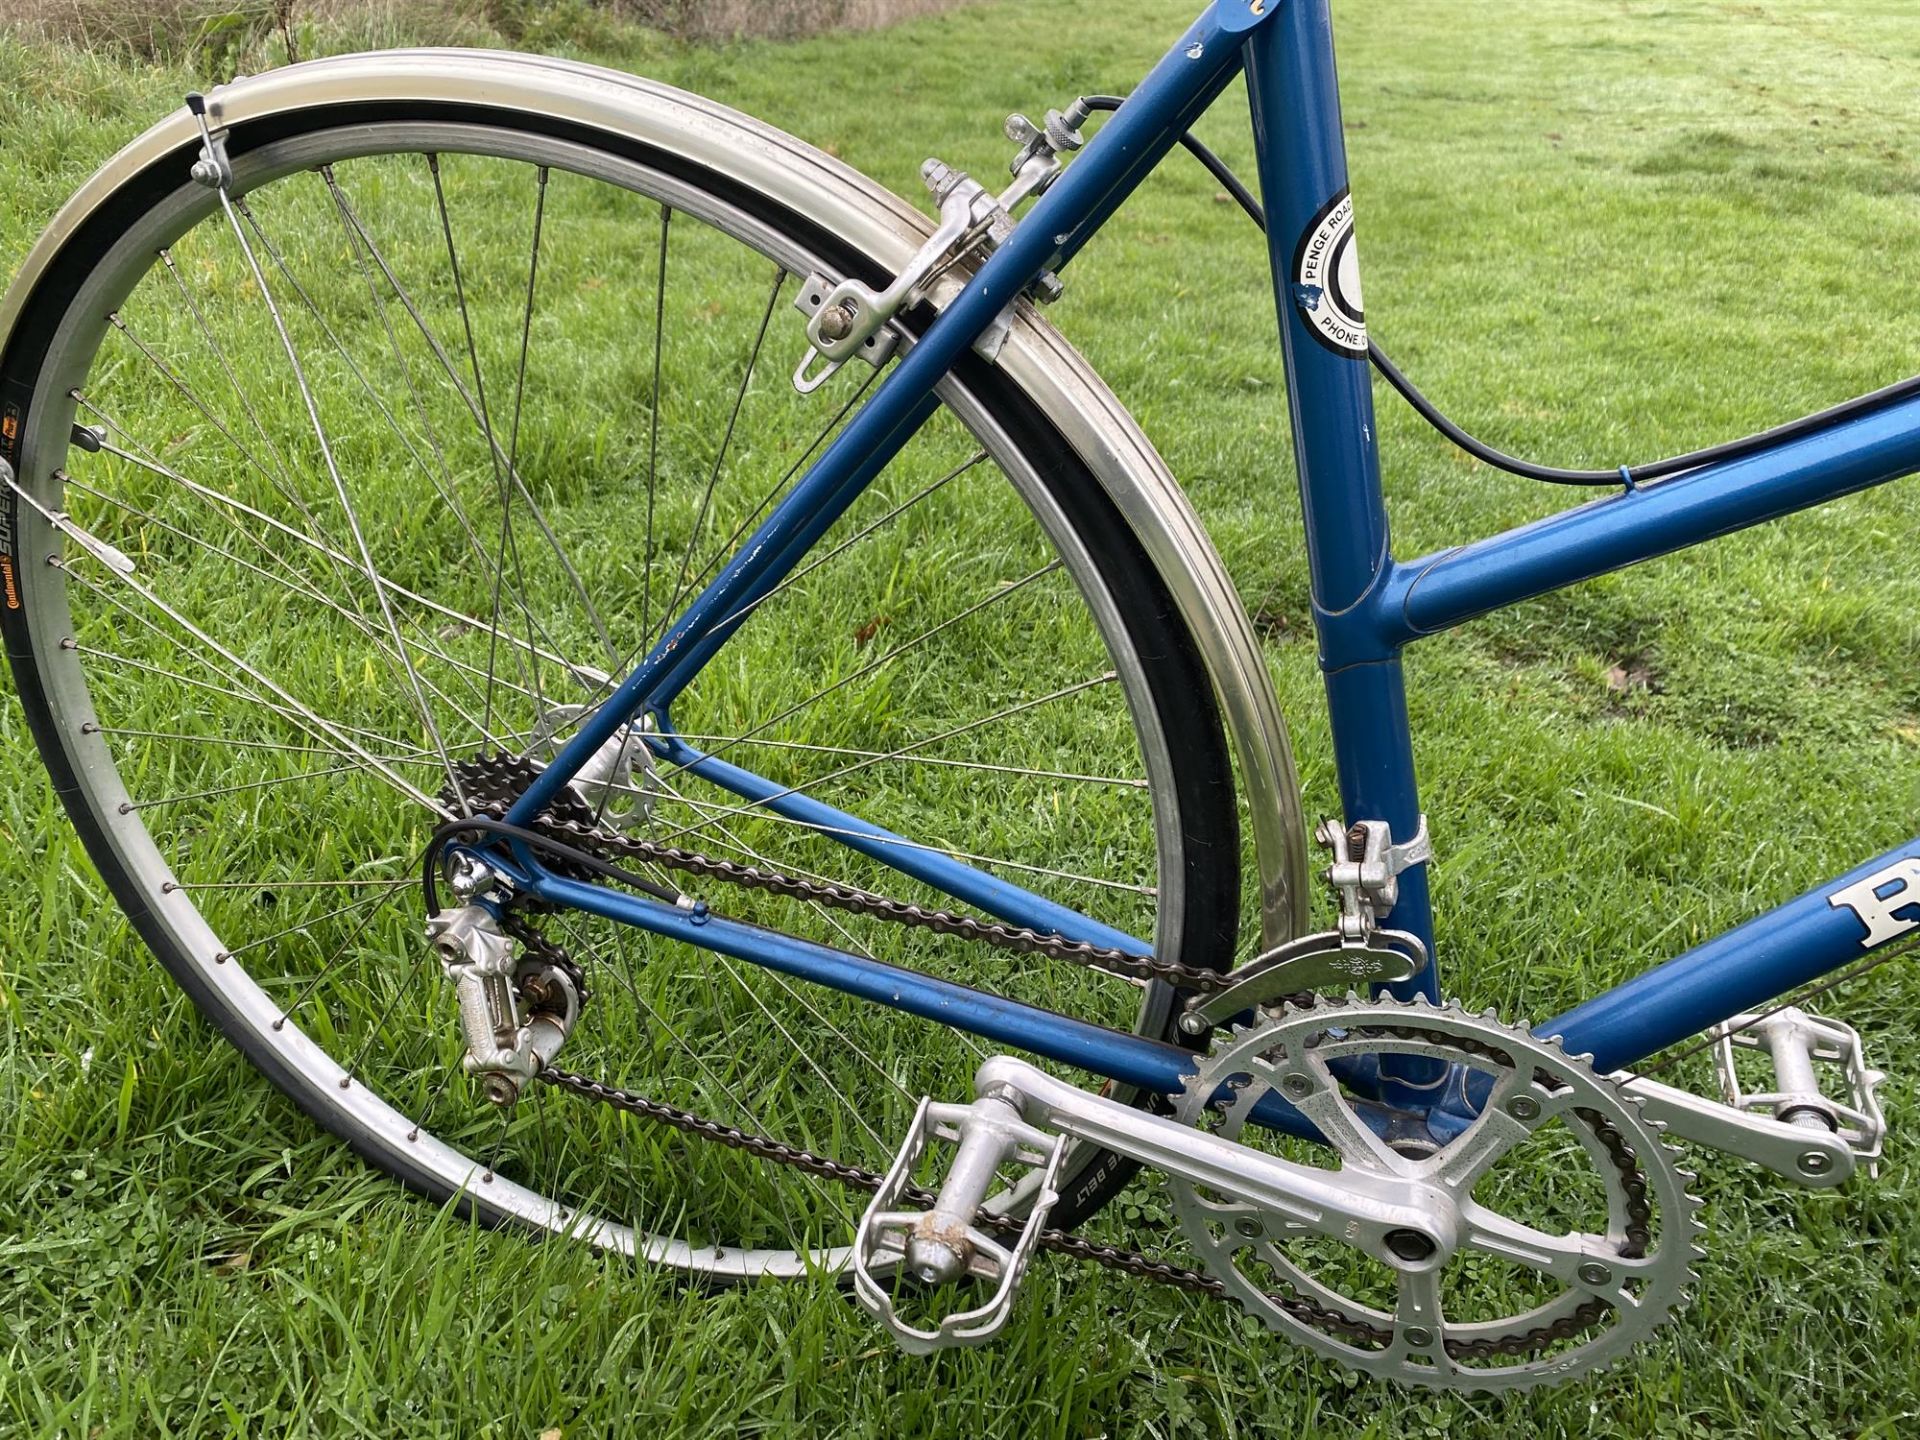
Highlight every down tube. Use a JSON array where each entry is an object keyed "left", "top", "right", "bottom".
[{"left": 1548, "top": 837, "right": 1920, "bottom": 1074}]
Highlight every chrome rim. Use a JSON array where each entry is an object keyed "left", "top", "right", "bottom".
[{"left": 12, "top": 118, "right": 1215, "bottom": 1275}]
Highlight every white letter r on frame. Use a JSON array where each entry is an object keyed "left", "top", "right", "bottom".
[{"left": 1829, "top": 858, "right": 1920, "bottom": 948}]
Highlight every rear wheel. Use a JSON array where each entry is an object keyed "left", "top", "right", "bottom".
[{"left": 0, "top": 72, "right": 1241, "bottom": 1276}]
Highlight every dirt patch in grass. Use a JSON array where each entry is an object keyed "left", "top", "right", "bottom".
[{"left": 615, "top": 0, "right": 976, "bottom": 43}]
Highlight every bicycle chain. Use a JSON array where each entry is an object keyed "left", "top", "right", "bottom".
[
  {"left": 447, "top": 754, "right": 1643, "bottom": 1357},
  {"left": 446, "top": 753, "right": 1235, "bottom": 994}
]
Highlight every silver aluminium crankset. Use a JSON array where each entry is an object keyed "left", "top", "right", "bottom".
[
  {"left": 853, "top": 996, "right": 1701, "bottom": 1392},
  {"left": 419, "top": 760, "right": 1889, "bottom": 1392},
  {"left": 1168, "top": 999, "right": 1702, "bottom": 1391}
]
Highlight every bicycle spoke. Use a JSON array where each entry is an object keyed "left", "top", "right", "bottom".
[
  {"left": 648, "top": 267, "right": 788, "bottom": 655},
  {"left": 55, "top": 560, "right": 448, "bottom": 814},
  {"left": 659, "top": 558, "right": 1068, "bottom": 789},
  {"left": 641, "top": 204, "right": 669, "bottom": 647},
  {"left": 22, "top": 125, "right": 1194, "bottom": 1271},
  {"left": 270, "top": 879, "right": 418, "bottom": 1025},
  {"left": 75, "top": 400, "right": 609, "bottom": 694},
  {"left": 219, "top": 878, "right": 415, "bottom": 963},
  {"left": 311, "top": 164, "right": 606, "bottom": 710},
  {"left": 648, "top": 785, "right": 1154, "bottom": 897},
  {"left": 662, "top": 733, "right": 1147, "bottom": 789},
  {"left": 651, "top": 660, "right": 1107, "bottom": 847},
  {"left": 704, "top": 449, "right": 989, "bottom": 638},
  {"left": 644, "top": 777, "right": 990, "bottom": 1072},
  {"left": 669, "top": 365, "right": 880, "bottom": 639}
]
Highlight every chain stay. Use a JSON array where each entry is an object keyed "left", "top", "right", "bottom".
[
  {"left": 458, "top": 758, "right": 1638, "bottom": 1358},
  {"left": 451, "top": 758, "right": 1234, "bottom": 993}
]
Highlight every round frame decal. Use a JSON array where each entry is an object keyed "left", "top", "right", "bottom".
[{"left": 1291, "top": 187, "right": 1366, "bottom": 356}]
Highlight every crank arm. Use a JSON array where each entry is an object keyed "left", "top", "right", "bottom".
[
  {"left": 1617, "top": 1073, "right": 1854, "bottom": 1188},
  {"left": 974, "top": 1057, "right": 1459, "bottom": 1268}
]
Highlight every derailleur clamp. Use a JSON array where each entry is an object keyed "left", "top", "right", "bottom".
[
  {"left": 1178, "top": 816, "right": 1433, "bottom": 1034},
  {"left": 1321, "top": 815, "right": 1432, "bottom": 944}
]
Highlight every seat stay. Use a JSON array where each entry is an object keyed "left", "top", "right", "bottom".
[{"left": 504, "top": 4, "right": 1250, "bottom": 832}]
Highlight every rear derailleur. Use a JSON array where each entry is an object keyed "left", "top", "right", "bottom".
[{"left": 426, "top": 904, "right": 581, "bottom": 1108}]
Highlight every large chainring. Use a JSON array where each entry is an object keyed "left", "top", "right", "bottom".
[{"left": 1169, "top": 998, "right": 1703, "bottom": 1392}]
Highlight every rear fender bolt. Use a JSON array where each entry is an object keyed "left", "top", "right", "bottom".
[{"left": 816, "top": 300, "right": 859, "bottom": 342}]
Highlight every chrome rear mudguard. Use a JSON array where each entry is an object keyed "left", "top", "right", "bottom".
[{"left": 0, "top": 47, "right": 1308, "bottom": 950}]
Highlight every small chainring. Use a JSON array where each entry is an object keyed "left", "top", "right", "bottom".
[{"left": 1168, "top": 997, "right": 1703, "bottom": 1392}]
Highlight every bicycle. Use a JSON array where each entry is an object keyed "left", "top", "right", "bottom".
[{"left": 0, "top": 0, "right": 1911, "bottom": 1393}]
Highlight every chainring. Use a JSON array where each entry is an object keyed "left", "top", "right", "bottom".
[{"left": 1168, "top": 996, "right": 1704, "bottom": 1392}]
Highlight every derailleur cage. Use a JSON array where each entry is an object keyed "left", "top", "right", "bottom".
[
  {"left": 1179, "top": 814, "right": 1432, "bottom": 1035},
  {"left": 427, "top": 905, "right": 580, "bottom": 1107}
]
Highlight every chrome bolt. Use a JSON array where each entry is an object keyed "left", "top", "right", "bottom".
[
  {"left": 1402, "top": 1325, "right": 1434, "bottom": 1349},
  {"left": 1507, "top": 1094, "right": 1542, "bottom": 1122},
  {"left": 1280, "top": 1073, "right": 1314, "bottom": 1101},
  {"left": 1576, "top": 1260, "right": 1612, "bottom": 1287},
  {"left": 445, "top": 851, "right": 493, "bottom": 899},
  {"left": 1233, "top": 1215, "right": 1263, "bottom": 1239},
  {"left": 1797, "top": 1150, "right": 1833, "bottom": 1176},
  {"left": 816, "top": 300, "right": 858, "bottom": 343}
]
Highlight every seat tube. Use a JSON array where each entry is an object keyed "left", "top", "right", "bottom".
[{"left": 1245, "top": 2, "right": 1441, "bottom": 1061}]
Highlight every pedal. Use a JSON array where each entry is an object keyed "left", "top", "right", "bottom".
[
  {"left": 851, "top": 1090, "right": 1067, "bottom": 1355},
  {"left": 1712, "top": 1008, "right": 1887, "bottom": 1176}
]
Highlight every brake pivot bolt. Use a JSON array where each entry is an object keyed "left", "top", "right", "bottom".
[
  {"left": 817, "top": 300, "right": 858, "bottom": 343},
  {"left": 1577, "top": 1260, "right": 1612, "bottom": 1287}
]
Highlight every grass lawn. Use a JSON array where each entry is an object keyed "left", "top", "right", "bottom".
[{"left": 2, "top": 0, "right": 1918, "bottom": 1435}]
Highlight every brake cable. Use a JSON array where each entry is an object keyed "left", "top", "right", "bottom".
[{"left": 1077, "top": 94, "right": 1920, "bottom": 488}]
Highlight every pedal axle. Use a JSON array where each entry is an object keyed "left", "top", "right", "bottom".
[{"left": 1712, "top": 1007, "right": 1886, "bottom": 1176}]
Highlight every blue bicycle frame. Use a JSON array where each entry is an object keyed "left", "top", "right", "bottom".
[{"left": 486, "top": 0, "right": 1920, "bottom": 1139}]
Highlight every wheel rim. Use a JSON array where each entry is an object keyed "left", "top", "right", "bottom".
[{"left": 7, "top": 119, "right": 1231, "bottom": 1274}]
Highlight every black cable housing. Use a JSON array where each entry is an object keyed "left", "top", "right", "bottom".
[
  {"left": 424, "top": 815, "right": 682, "bottom": 915},
  {"left": 1078, "top": 94, "right": 1920, "bottom": 488}
]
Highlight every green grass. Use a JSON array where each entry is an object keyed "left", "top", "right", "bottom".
[{"left": 3, "top": 1, "right": 1919, "bottom": 1435}]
